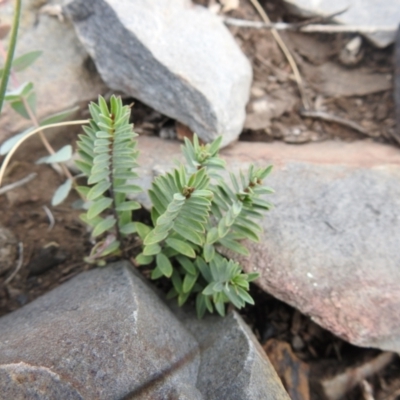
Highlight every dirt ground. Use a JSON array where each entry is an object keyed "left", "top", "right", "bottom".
[{"left": 1, "top": 0, "right": 399, "bottom": 399}]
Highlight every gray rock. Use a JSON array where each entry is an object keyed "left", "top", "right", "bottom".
[
  {"left": 0, "top": 0, "right": 107, "bottom": 143},
  {"left": 63, "top": 0, "right": 252, "bottom": 147},
  {"left": 282, "top": 0, "right": 400, "bottom": 48},
  {"left": 0, "top": 262, "right": 201, "bottom": 399},
  {"left": 0, "top": 225, "right": 17, "bottom": 276},
  {"left": 0, "top": 363, "right": 84, "bottom": 400},
  {"left": 177, "top": 310, "right": 290, "bottom": 400},
  {"left": 0, "top": 260, "right": 288, "bottom": 398},
  {"left": 133, "top": 135, "right": 400, "bottom": 352}
]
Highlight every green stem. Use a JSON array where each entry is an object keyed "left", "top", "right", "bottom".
[{"left": 0, "top": 0, "right": 22, "bottom": 113}]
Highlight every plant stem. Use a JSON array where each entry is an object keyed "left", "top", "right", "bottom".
[
  {"left": 0, "top": 120, "right": 89, "bottom": 186},
  {"left": 0, "top": 0, "right": 21, "bottom": 113},
  {"left": 108, "top": 123, "right": 123, "bottom": 247},
  {"left": 21, "top": 96, "right": 74, "bottom": 181}
]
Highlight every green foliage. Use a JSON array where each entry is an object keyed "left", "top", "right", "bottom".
[
  {"left": 137, "top": 135, "right": 274, "bottom": 318},
  {"left": 75, "top": 95, "right": 141, "bottom": 263},
  {"left": 74, "top": 97, "right": 273, "bottom": 317}
]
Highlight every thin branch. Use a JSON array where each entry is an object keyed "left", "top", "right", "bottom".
[
  {"left": 4, "top": 242, "right": 23, "bottom": 285},
  {"left": 300, "top": 109, "right": 370, "bottom": 136},
  {"left": 224, "top": 18, "right": 396, "bottom": 33},
  {"left": 247, "top": 0, "right": 310, "bottom": 109},
  {"left": 0, "top": 172, "right": 37, "bottom": 195},
  {"left": 0, "top": 120, "right": 89, "bottom": 186}
]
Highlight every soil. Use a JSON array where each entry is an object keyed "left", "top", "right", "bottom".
[{"left": 1, "top": 0, "right": 400, "bottom": 399}]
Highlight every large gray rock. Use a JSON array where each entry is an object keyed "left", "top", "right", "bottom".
[
  {"left": 0, "top": 261, "right": 288, "bottom": 398},
  {"left": 63, "top": 0, "right": 252, "bottom": 147},
  {"left": 133, "top": 135, "right": 400, "bottom": 352},
  {"left": 282, "top": 0, "right": 400, "bottom": 48},
  {"left": 0, "top": 262, "right": 201, "bottom": 399},
  {"left": 0, "top": 0, "right": 106, "bottom": 143}
]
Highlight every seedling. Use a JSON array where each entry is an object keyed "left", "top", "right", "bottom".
[{"left": 75, "top": 96, "right": 274, "bottom": 317}]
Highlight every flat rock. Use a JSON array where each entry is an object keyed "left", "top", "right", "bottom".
[
  {"left": 0, "top": 0, "right": 106, "bottom": 143},
  {"left": 63, "top": 0, "right": 252, "bottom": 147},
  {"left": 282, "top": 0, "right": 400, "bottom": 48},
  {"left": 0, "top": 262, "right": 201, "bottom": 399},
  {"left": 177, "top": 310, "right": 290, "bottom": 399},
  {"left": 133, "top": 136, "right": 400, "bottom": 352}
]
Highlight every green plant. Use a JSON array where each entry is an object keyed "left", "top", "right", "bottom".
[
  {"left": 75, "top": 96, "right": 274, "bottom": 317},
  {"left": 0, "top": 0, "right": 21, "bottom": 113},
  {"left": 74, "top": 95, "right": 141, "bottom": 264},
  {"left": 0, "top": 92, "right": 273, "bottom": 317}
]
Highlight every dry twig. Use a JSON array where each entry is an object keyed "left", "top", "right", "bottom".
[
  {"left": 248, "top": 0, "right": 310, "bottom": 109},
  {"left": 4, "top": 242, "right": 24, "bottom": 285},
  {"left": 300, "top": 109, "right": 371, "bottom": 136},
  {"left": 0, "top": 172, "right": 36, "bottom": 195},
  {"left": 224, "top": 18, "right": 396, "bottom": 33}
]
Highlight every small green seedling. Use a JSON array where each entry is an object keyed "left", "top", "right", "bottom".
[{"left": 75, "top": 96, "right": 274, "bottom": 317}]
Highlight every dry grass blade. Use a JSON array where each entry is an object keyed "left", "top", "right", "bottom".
[
  {"left": 248, "top": 0, "right": 310, "bottom": 109},
  {"left": 43, "top": 205, "right": 55, "bottom": 231},
  {"left": 0, "top": 172, "right": 36, "bottom": 195},
  {"left": 4, "top": 242, "right": 23, "bottom": 285},
  {"left": 0, "top": 120, "right": 89, "bottom": 186}
]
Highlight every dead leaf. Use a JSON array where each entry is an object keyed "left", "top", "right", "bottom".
[
  {"left": 285, "top": 32, "right": 336, "bottom": 65},
  {"left": 302, "top": 62, "right": 392, "bottom": 97},
  {"left": 175, "top": 121, "right": 194, "bottom": 142},
  {"left": 264, "top": 339, "right": 310, "bottom": 400}
]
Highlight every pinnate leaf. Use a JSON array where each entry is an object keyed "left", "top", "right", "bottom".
[
  {"left": 87, "top": 197, "right": 113, "bottom": 219},
  {"left": 156, "top": 253, "right": 173, "bottom": 278},
  {"left": 51, "top": 179, "right": 73, "bottom": 206},
  {"left": 92, "top": 216, "right": 116, "bottom": 237},
  {"left": 36, "top": 145, "right": 72, "bottom": 164},
  {"left": 12, "top": 51, "right": 42, "bottom": 72},
  {"left": 166, "top": 238, "right": 196, "bottom": 258}
]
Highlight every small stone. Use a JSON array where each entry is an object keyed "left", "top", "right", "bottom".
[
  {"left": 64, "top": 0, "right": 252, "bottom": 147},
  {"left": 292, "top": 335, "right": 305, "bottom": 351}
]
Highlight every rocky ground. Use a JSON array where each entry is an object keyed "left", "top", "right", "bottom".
[{"left": 1, "top": 0, "right": 400, "bottom": 399}]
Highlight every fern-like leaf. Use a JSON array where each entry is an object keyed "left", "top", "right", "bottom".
[{"left": 75, "top": 95, "right": 141, "bottom": 261}]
